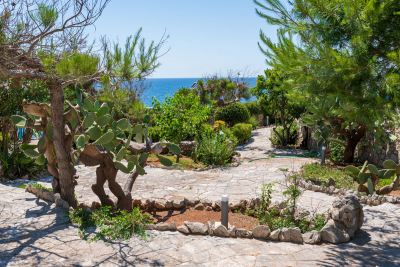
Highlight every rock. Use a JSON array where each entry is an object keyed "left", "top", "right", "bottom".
[
  {"left": 328, "top": 177, "right": 336, "bottom": 187},
  {"left": 372, "top": 199, "right": 380, "bottom": 206},
  {"left": 252, "top": 225, "right": 270, "bottom": 240},
  {"left": 213, "top": 225, "right": 229, "bottom": 237},
  {"left": 233, "top": 162, "right": 239, "bottom": 167},
  {"left": 141, "top": 199, "right": 153, "bottom": 210},
  {"left": 153, "top": 200, "right": 165, "bottom": 210},
  {"left": 302, "top": 230, "right": 321, "bottom": 244},
  {"left": 305, "top": 183, "right": 312, "bottom": 190},
  {"left": 333, "top": 189, "right": 340, "bottom": 194},
  {"left": 271, "top": 200, "right": 286, "bottom": 211},
  {"left": 132, "top": 199, "right": 142, "bottom": 208},
  {"left": 312, "top": 185, "right": 319, "bottom": 192},
  {"left": 270, "top": 229, "right": 281, "bottom": 241},
  {"left": 172, "top": 200, "right": 184, "bottom": 209},
  {"left": 328, "top": 195, "right": 364, "bottom": 232},
  {"left": 195, "top": 203, "right": 205, "bottom": 210},
  {"left": 91, "top": 201, "right": 101, "bottom": 211},
  {"left": 62, "top": 201, "right": 69, "bottom": 210},
  {"left": 177, "top": 225, "right": 190, "bottom": 234},
  {"left": 165, "top": 201, "right": 173, "bottom": 209},
  {"left": 386, "top": 196, "right": 397, "bottom": 203},
  {"left": 86, "top": 207, "right": 92, "bottom": 213},
  {"left": 201, "top": 199, "right": 212, "bottom": 206},
  {"left": 155, "top": 222, "right": 169, "bottom": 231},
  {"left": 42, "top": 190, "right": 55, "bottom": 202},
  {"left": 22, "top": 174, "right": 29, "bottom": 180},
  {"left": 279, "top": 227, "right": 303, "bottom": 243},
  {"left": 236, "top": 228, "right": 253, "bottom": 238},
  {"left": 228, "top": 225, "right": 236, "bottom": 237},
  {"left": 36, "top": 188, "right": 43, "bottom": 198},
  {"left": 360, "top": 196, "right": 367, "bottom": 204},
  {"left": 238, "top": 199, "right": 248, "bottom": 211},
  {"left": 205, "top": 206, "right": 212, "bottom": 211},
  {"left": 25, "top": 183, "right": 32, "bottom": 193},
  {"left": 354, "top": 191, "right": 361, "bottom": 198},
  {"left": 320, "top": 219, "right": 354, "bottom": 244},
  {"left": 168, "top": 222, "right": 177, "bottom": 231},
  {"left": 55, "top": 196, "right": 64, "bottom": 207},
  {"left": 207, "top": 221, "right": 213, "bottom": 235},
  {"left": 68, "top": 206, "right": 74, "bottom": 212},
  {"left": 145, "top": 224, "right": 156, "bottom": 230},
  {"left": 186, "top": 222, "right": 208, "bottom": 235},
  {"left": 184, "top": 197, "right": 199, "bottom": 207},
  {"left": 212, "top": 201, "right": 221, "bottom": 211},
  {"left": 328, "top": 186, "right": 335, "bottom": 194}
]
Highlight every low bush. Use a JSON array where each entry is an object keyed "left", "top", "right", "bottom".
[
  {"left": 197, "top": 133, "right": 236, "bottom": 166},
  {"left": 248, "top": 116, "right": 260, "bottom": 128},
  {"left": 214, "top": 102, "right": 250, "bottom": 126},
  {"left": 0, "top": 150, "right": 46, "bottom": 180},
  {"left": 148, "top": 126, "right": 162, "bottom": 142},
  {"left": 244, "top": 101, "right": 261, "bottom": 116},
  {"left": 269, "top": 124, "right": 298, "bottom": 145},
  {"left": 196, "top": 123, "right": 215, "bottom": 141},
  {"left": 231, "top": 123, "right": 252, "bottom": 143}
]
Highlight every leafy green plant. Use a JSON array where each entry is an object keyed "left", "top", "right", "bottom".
[
  {"left": 197, "top": 133, "right": 236, "bottom": 166},
  {"left": 256, "top": 182, "right": 276, "bottom": 229},
  {"left": 244, "top": 101, "right": 262, "bottom": 116},
  {"left": 248, "top": 116, "right": 260, "bottom": 128},
  {"left": 67, "top": 206, "right": 152, "bottom": 242},
  {"left": 230, "top": 123, "right": 252, "bottom": 143},
  {"left": 214, "top": 102, "right": 250, "bottom": 126},
  {"left": 0, "top": 150, "right": 47, "bottom": 180},
  {"left": 269, "top": 124, "right": 298, "bottom": 146}
]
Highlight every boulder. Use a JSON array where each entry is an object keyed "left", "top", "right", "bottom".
[
  {"left": 153, "top": 200, "right": 165, "bottom": 210},
  {"left": 155, "top": 223, "right": 169, "bottom": 231},
  {"left": 169, "top": 222, "right": 177, "bottom": 231},
  {"left": 186, "top": 222, "right": 208, "bottom": 235},
  {"left": 207, "top": 221, "right": 213, "bottom": 235},
  {"left": 195, "top": 203, "right": 205, "bottom": 210},
  {"left": 214, "top": 225, "right": 229, "bottom": 237},
  {"left": 328, "top": 195, "right": 364, "bottom": 232},
  {"left": 302, "top": 230, "right": 321, "bottom": 244},
  {"left": 184, "top": 197, "right": 199, "bottom": 207},
  {"left": 270, "top": 229, "right": 281, "bottom": 241},
  {"left": 205, "top": 206, "right": 212, "bottom": 211},
  {"left": 236, "top": 228, "right": 253, "bottom": 238},
  {"left": 201, "top": 199, "right": 212, "bottom": 206},
  {"left": 132, "top": 199, "right": 142, "bottom": 208},
  {"left": 252, "top": 225, "right": 270, "bottom": 240},
  {"left": 177, "top": 225, "right": 190, "bottom": 234},
  {"left": 279, "top": 227, "right": 303, "bottom": 243},
  {"left": 62, "top": 201, "right": 69, "bottom": 209},
  {"left": 91, "top": 201, "right": 101, "bottom": 211},
  {"left": 228, "top": 225, "right": 236, "bottom": 237},
  {"left": 42, "top": 190, "right": 55, "bottom": 202},
  {"left": 55, "top": 196, "right": 64, "bottom": 207},
  {"left": 145, "top": 224, "right": 156, "bottom": 230},
  {"left": 320, "top": 219, "right": 354, "bottom": 244},
  {"left": 212, "top": 201, "right": 221, "bottom": 211},
  {"left": 165, "top": 201, "right": 173, "bottom": 209}
]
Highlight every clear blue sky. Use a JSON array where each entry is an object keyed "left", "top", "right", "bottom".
[{"left": 89, "top": 0, "right": 278, "bottom": 78}]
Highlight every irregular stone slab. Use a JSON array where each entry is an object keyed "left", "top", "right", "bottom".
[
  {"left": 173, "top": 201, "right": 184, "bottom": 209},
  {"left": 236, "top": 228, "right": 253, "bottom": 238},
  {"left": 177, "top": 225, "right": 190, "bottom": 234},
  {"left": 279, "top": 227, "right": 303, "bottom": 243},
  {"left": 155, "top": 223, "right": 169, "bottom": 231},
  {"left": 320, "top": 219, "right": 354, "bottom": 244},
  {"left": 184, "top": 197, "right": 199, "bottom": 207},
  {"left": 154, "top": 200, "right": 165, "bottom": 210},
  {"left": 328, "top": 195, "right": 363, "bottom": 232},
  {"left": 195, "top": 203, "right": 204, "bottom": 210},
  {"left": 42, "top": 190, "right": 54, "bottom": 202},
  {"left": 145, "top": 224, "right": 155, "bottom": 230},
  {"left": 213, "top": 225, "right": 229, "bottom": 237},
  {"left": 252, "top": 225, "right": 270, "bottom": 240},
  {"left": 186, "top": 222, "right": 208, "bottom": 235},
  {"left": 270, "top": 229, "right": 281, "bottom": 241},
  {"left": 228, "top": 225, "right": 236, "bottom": 237},
  {"left": 169, "top": 222, "right": 177, "bottom": 231},
  {"left": 302, "top": 230, "right": 321, "bottom": 244}
]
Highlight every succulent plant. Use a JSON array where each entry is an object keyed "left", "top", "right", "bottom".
[
  {"left": 11, "top": 87, "right": 181, "bottom": 210},
  {"left": 345, "top": 160, "right": 399, "bottom": 195}
]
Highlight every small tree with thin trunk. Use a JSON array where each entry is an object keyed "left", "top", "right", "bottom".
[{"left": 0, "top": 1, "right": 167, "bottom": 207}]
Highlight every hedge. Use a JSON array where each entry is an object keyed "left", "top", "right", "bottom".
[
  {"left": 231, "top": 123, "right": 252, "bottom": 143},
  {"left": 215, "top": 103, "right": 250, "bottom": 126}
]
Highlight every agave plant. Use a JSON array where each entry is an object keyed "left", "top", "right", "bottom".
[
  {"left": 11, "top": 88, "right": 180, "bottom": 210},
  {"left": 346, "top": 160, "right": 400, "bottom": 195}
]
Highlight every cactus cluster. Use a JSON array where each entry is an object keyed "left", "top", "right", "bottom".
[{"left": 346, "top": 160, "right": 400, "bottom": 195}]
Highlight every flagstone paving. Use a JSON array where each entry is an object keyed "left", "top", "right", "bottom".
[{"left": 1, "top": 128, "right": 400, "bottom": 266}]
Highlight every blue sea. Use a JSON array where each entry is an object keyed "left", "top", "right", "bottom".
[{"left": 141, "top": 78, "right": 257, "bottom": 106}]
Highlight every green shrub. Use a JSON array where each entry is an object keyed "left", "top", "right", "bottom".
[
  {"left": 215, "top": 103, "right": 250, "bottom": 126},
  {"left": 269, "top": 124, "right": 298, "bottom": 145},
  {"left": 197, "top": 133, "right": 236, "bottom": 166},
  {"left": 0, "top": 150, "right": 47, "bottom": 179},
  {"left": 244, "top": 101, "right": 261, "bottom": 116},
  {"left": 231, "top": 123, "right": 252, "bottom": 143},
  {"left": 248, "top": 116, "right": 260, "bottom": 128},
  {"left": 148, "top": 126, "right": 162, "bottom": 142},
  {"left": 196, "top": 123, "right": 215, "bottom": 141}
]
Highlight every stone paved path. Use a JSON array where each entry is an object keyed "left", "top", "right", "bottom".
[{"left": 1, "top": 128, "right": 400, "bottom": 266}]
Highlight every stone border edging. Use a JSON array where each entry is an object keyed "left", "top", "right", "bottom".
[
  {"left": 297, "top": 177, "right": 400, "bottom": 205},
  {"left": 23, "top": 183, "right": 366, "bottom": 244}
]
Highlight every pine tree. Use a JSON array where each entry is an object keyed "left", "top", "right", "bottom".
[{"left": 254, "top": 0, "right": 400, "bottom": 162}]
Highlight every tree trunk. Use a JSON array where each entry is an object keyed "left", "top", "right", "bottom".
[
  {"left": 301, "top": 126, "right": 308, "bottom": 148},
  {"left": 49, "top": 82, "right": 76, "bottom": 208},
  {"left": 2, "top": 117, "right": 9, "bottom": 156}
]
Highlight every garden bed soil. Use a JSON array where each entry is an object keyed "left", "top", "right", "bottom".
[{"left": 145, "top": 209, "right": 262, "bottom": 230}]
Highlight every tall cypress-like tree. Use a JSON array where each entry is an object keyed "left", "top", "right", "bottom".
[{"left": 254, "top": 0, "right": 400, "bottom": 162}]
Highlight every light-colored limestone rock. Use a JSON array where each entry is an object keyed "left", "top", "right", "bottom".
[
  {"left": 177, "top": 225, "right": 190, "bottom": 234},
  {"left": 228, "top": 225, "right": 236, "bottom": 237},
  {"left": 195, "top": 203, "right": 204, "bottom": 210},
  {"left": 302, "top": 230, "right": 321, "bottom": 244},
  {"left": 252, "top": 225, "right": 270, "bottom": 240},
  {"left": 132, "top": 199, "right": 142, "bottom": 208},
  {"left": 328, "top": 195, "right": 363, "bottom": 232},
  {"left": 184, "top": 197, "right": 200, "bottom": 207},
  {"left": 213, "top": 225, "right": 229, "bottom": 237},
  {"left": 279, "top": 227, "right": 302, "bottom": 243},
  {"left": 320, "top": 219, "right": 354, "bottom": 244},
  {"left": 154, "top": 200, "right": 165, "bottom": 210},
  {"left": 270, "top": 229, "right": 281, "bottom": 241},
  {"left": 62, "top": 201, "right": 69, "bottom": 209},
  {"left": 155, "top": 223, "right": 170, "bottom": 231},
  {"left": 168, "top": 221, "right": 177, "bottom": 231},
  {"left": 42, "top": 190, "right": 54, "bottom": 202},
  {"left": 165, "top": 201, "right": 173, "bottom": 209},
  {"left": 186, "top": 222, "right": 208, "bottom": 235},
  {"left": 145, "top": 224, "right": 156, "bottom": 230},
  {"left": 235, "top": 228, "right": 253, "bottom": 238}
]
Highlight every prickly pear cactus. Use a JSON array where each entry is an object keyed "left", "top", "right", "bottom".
[
  {"left": 346, "top": 160, "right": 399, "bottom": 195},
  {"left": 11, "top": 88, "right": 181, "bottom": 210}
]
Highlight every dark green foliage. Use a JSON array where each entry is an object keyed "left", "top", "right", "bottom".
[
  {"left": 256, "top": 182, "right": 275, "bottom": 228},
  {"left": 18, "top": 182, "right": 52, "bottom": 191},
  {"left": 215, "top": 103, "right": 250, "bottom": 126},
  {"left": 244, "top": 101, "right": 261, "bottom": 116},
  {"left": 148, "top": 126, "right": 162, "bottom": 142},
  {"left": 269, "top": 124, "right": 298, "bottom": 146},
  {"left": 0, "top": 150, "right": 46, "bottom": 180},
  {"left": 197, "top": 132, "right": 236, "bottom": 166},
  {"left": 67, "top": 206, "right": 152, "bottom": 242},
  {"left": 230, "top": 123, "right": 252, "bottom": 143},
  {"left": 248, "top": 117, "right": 260, "bottom": 128}
]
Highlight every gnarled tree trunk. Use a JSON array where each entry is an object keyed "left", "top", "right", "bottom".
[{"left": 49, "top": 82, "right": 76, "bottom": 208}]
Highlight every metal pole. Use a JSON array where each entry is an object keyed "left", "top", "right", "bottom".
[
  {"left": 266, "top": 116, "right": 269, "bottom": 126},
  {"left": 221, "top": 194, "right": 229, "bottom": 229},
  {"left": 321, "top": 146, "right": 326, "bottom": 165}
]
